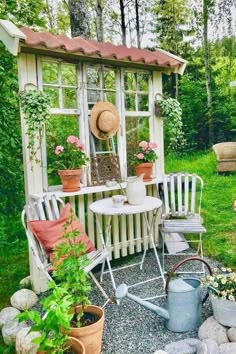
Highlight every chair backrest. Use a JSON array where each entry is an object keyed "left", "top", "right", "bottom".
[
  {"left": 21, "top": 195, "right": 64, "bottom": 278},
  {"left": 161, "top": 173, "right": 203, "bottom": 218}
]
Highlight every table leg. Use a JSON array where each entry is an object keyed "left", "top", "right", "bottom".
[{"left": 95, "top": 214, "right": 117, "bottom": 290}]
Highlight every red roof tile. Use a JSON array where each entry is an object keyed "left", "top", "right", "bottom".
[{"left": 20, "top": 27, "right": 185, "bottom": 70}]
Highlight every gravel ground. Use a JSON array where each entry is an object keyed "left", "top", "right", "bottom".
[{"left": 89, "top": 250, "right": 220, "bottom": 354}]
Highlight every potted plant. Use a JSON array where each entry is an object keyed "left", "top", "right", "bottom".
[
  {"left": 54, "top": 135, "right": 89, "bottom": 192},
  {"left": 130, "top": 140, "right": 158, "bottom": 181},
  {"left": 202, "top": 267, "right": 236, "bottom": 327},
  {"left": 17, "top": 282, "right": 85, "bottom": 354},
  {"left": 52, "top": 210, "right": 105, "bottom": 354}
]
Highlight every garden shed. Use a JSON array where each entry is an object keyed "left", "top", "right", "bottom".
[{"left": 0, "top": 19, "right": 187, "bottom": 292}]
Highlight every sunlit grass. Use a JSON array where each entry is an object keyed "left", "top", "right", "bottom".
[{"left": 166, "top": 150, "right": 236, "bottom": 269}]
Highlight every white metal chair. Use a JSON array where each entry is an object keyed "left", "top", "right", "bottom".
[
  {"left": 160, "top": 173, "right": 206, "bottom": 274},
  {"left": 22, "top": 194, "right": 113, "bottom": 305}
]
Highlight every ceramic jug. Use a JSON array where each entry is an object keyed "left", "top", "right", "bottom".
[{"left": 126, "top": 174, "right": 146, "bottom": 205}]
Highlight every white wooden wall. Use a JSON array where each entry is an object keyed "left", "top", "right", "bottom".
[{"left": 18, "top": 52, "right": 164, "bottom": 292}]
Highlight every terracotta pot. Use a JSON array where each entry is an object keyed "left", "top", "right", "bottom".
[
  {"left": 69, "top": 305, "right": 105, "bottom": 354},
  {"left": 37, "top": 336, "right": 85, "bottom": 354},
  {"left": 134, "top": 162, "right": 154, "bottom": 182},
  {"left": 58, "top": 169, "right": 83, "bottom": 192}
]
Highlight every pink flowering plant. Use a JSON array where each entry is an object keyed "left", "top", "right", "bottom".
[
  {"left": 130, "top": 140, "right": 158, "bottom": 166},
  {"left": 54, "top": 135, "right": 89, "bottom": 170}
]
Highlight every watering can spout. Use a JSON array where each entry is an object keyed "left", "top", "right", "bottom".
[{"left": 115, "top": 284, "right": 170, "bottom": 320}]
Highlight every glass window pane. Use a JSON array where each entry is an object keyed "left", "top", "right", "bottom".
[
  {"left": 104, "top": 91, "right": 116, "bottom": 104},
  {"left": 126, "top": 116, "right": 150, "bottom": 176},
  {"left": 137, "top": 73, "right": 149, "bottom": 92},
  {"left": 138, "top": 94, "right": 149, "bottom": 111},
  {"left": 103, "top": 70, "right": 115, "bottom": 90},
  {"left": 42, "top": 62, "right": 58, "bottom": 84},
  {"left": 43, "top": 87, "right": 59, "bottom": 108},
  {"left": 87, "top": 90, "right": 101, "bottom": 103},
  {"left": 87, "top": 68, "right": 100, "bottom": 88},
  {"left": 125, "top": 93, "right": 136, "bottom": 111},
  {"left": 124, "top": 72, "right": 136, "bottom": 91},
  {"left": 62, "top": 88, "right": 77, "bottom": 109},
  {"left": 46, "top": 115, "right": 79, "bottom": 186},
  {"left": 61, "top": 64, "right": 76, "bottom": 86}
]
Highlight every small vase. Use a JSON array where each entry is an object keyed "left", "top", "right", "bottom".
[
  {"left": 58, "top": 169, "right": 83, "bottom": 192},
  {"left": 134, "top": 162, "right": 154, "bottom": 182}
]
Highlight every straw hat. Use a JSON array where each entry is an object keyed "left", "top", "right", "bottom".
[{"left": 90, "top": 101, "right": 120, "bottom": 140}]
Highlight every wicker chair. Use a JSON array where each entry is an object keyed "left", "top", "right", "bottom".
[{"left": 213, "top": 142, "right": 236, "bottom": 172}]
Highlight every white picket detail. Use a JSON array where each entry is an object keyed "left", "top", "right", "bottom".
[{"left": 49, "top": 187, "right": 161, "bottom": 260}]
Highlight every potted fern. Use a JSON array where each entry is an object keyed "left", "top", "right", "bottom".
[{"left": 52, "top": 210, "right": 105, "bottom": 354}]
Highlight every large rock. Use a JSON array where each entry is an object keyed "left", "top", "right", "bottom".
[
  {"left": 10, "top": 289, "right": 38, "bottom": 310},
  {"left": 2, "top": 319, "right": 27, "bottom": 345},
  {"left": 165, "top": 338, "right": 201, "bottom": 354},
  {"left": 19, "top": 276, "right": 31, "bottom": 288},
  {"left": 219, "top": 343, "right": 236, "bottom": 354},
  {"left": 227, "top": 328, "right": 236, "bottom": 342},
  {"left": 196, "top": 342, "right": 207, "bottom": 354},
  {"left": 198, "top": 316, "right": 229, "bottom": 346},
  {"left": 15, "top": 327, "right": 40, "bottom": 354},
  {"left": 0, "top": 307, "right": 20, "bottom": 328},
  {"left": 202, "top": 339, "right": 219, "bottom": 354}
]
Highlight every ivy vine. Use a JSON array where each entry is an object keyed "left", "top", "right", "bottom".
[
  {"left": 21, "top": 89, "right": 51, "bottom": 166},
  {"left": 159, "top": 97, "right": 186, "bottom": 151}
]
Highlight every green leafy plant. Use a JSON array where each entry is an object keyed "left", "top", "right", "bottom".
[
  {"left": 54, "top": 135, "right": 89, "bottom": 170},
  {"left": 20, "top": 89, "right": 51, "bottom": 165},
  {"left": 130, "top": 141, "right": 158, "bottom": 166},
  {"left": 18, "top": 281, "right": 74, "bottom": 353},
  {"left": 202, "top": 267, "right": 236, "bottom": 301},
  {"left": 159, "top": 97, "right": 186, "bottom": 151},
  {"left": 52, "top": 210, "right": 91, "bottom": 327}
]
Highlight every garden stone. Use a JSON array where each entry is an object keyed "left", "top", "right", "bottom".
[
  {"left": 2, "top": 319, "right": 27, "bottom": 345},
  {"left": 15, "top": 327, "right": 40, "bottom": 354},
  {"left": 202, "top": 338, "right": 219, "bottom": 354},
  {"left": 0, "top": 307, "right": 20, "bottom": 328},
  {"left": 165, "top": 338, "right": 201, "bottom": 354},
  {"left": 198, "top": 316, "right": 229, "bottom": 345},
  {"left": 196, "top": 342, "right": 207, "bottom": 354},
  {"left": 219, "top": 343, "right": 236, "bottom": 354},
  {"left": 10, "top": 289, "right": 38, "bottom": 310},
  {"left": 19, "top": 276, "right": 31, "bottom": 288},
  {"left": 227, "top": 328, "right": 236, "bottom": 342}
]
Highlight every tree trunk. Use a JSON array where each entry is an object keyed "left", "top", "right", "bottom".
[
  {"left": 120, "top": 0, "right": 126, "bottom": 45},
  {"left": 203, "top": 0, "right": 214, "bottom": 145},
  {"left": 68, "top": 0, "right": 90, "bottom": 38},
  {"left": 135, "top": 0, "right": 141, "bottom": 48},
  {"left": 96, "top": 0, "right": 104, "bottom": 42}
]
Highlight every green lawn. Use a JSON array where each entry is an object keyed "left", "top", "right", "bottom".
[{"left": 166, "top": 150, "right": 236, "bottom": 269}]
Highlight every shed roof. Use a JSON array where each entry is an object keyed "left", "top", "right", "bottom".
[{"left": 0, "top": 20, "right": 187, "bottom": 74}]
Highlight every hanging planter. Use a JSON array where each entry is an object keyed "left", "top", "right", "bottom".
[{"left": 20, "top": 88, "right": 51, "bottom": 167}]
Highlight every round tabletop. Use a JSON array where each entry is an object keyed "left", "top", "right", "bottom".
[{"left": 89, "top": 196, "right": 162, "bottom": 216}]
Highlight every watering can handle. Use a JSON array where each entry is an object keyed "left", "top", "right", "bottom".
[{"left": 165, "top": 256, "right": 213, "bottom": 304}]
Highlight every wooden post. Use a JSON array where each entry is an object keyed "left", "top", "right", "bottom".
[
  {"left": 18, "top": 53, "right": 48, "bottom": 293},
  {"left": 153, "top": 71, "right": 164, "bottom": 177}
]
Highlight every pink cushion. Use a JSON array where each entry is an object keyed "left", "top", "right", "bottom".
[{"left": 28, "top": 203, "right": 96, "bottom": 256}]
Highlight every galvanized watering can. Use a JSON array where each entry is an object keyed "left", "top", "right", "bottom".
[{"left": 116, "top": 257, "right": 212, "bottom": 333}]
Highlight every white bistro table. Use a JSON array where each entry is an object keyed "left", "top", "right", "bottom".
[{"left": 89, "top": 196, "right": 165, "bottom": 299}]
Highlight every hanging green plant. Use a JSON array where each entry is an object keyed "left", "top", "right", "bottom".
[
  {"left": 21, "top": 89, "right": 51, "bottom": 166},
  {"left": 159, "top": 97, "right": 186, "bottom": 151}
]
